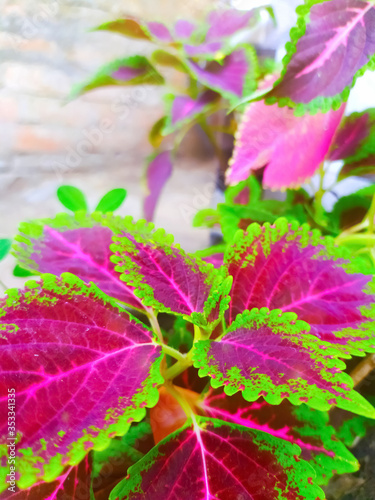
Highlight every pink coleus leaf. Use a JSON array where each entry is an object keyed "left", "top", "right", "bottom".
[
  {"left": 224, "top": 219, "right": 375, "bottom": 356},
  {"left": 201, "top": 390, "right": 358, "bottom": 485},
  {"left": 268, "top": 0, "right": 375, "bottom": 111},
  {"left": 227, "top": 99, "right": 344, "bottom": 189},
  {"left": 143, "top": 151, "right": 173, "bottom": 221},
  {"left": 0, "top": 274, "right": 163, "bottom": 488},
  {"left": 110, "top": 220, "right": 221, "bottom": 320},
  {"left": 0, "top": 454, "right": 92, "bottom": 499},
  {"left": 12, "top": 212, "right": 144, "bottom": 310},
  {"left": 193, "top": 308, "right": 375, "bottom": 416},
  {"left": 109, "top": 416, "right": 324, "bottom": 500},
  {"left": 186, "top": 46, "right": 257, "bottom": 99}
]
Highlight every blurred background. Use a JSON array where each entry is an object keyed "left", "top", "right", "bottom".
[{"left": 0, "top": 0, "right": 374, "bottom": 289}]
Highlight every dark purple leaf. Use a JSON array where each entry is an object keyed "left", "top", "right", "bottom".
[
  {"left": 110, "top": 417, "right": 324, "bottom": 500},
  {"left": 225, "top": 219, "right": 375, "bottom": 356},
  {"left": 0, "top": 274, "right": 162, "bottom": 488},
  {"left": 329, "top": 111, "right": 372, "bottom": 161},
  {"left": 201, "top": 390, "right": 358, "bottom": 484},
  {"left": 268, "top": 0, "right": 375, "bottom": 109},
  {"left": 227, "top": 99, "right": 344, "bottom": 189},
  {"left": 143, "top": 151, "right": 173, "bottom": 221},
  {"left": 13, "top": 213, "right": 144, "bottom": 310}
]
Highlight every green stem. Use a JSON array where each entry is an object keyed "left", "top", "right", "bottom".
[
  {"left": 336, "top": 234, "right": 375, "bottom": 246},
  {"left": 146, "top": 308, "right": 163, "bottom": 344},
  {"left": 163, "top": 349, "right": 194, "bottom": 381},
  {"left": 367, "top": 193, "right": 375, "bottom": 235},
  {"left": 161, "top": 344, "right": 187, "bottom": 363},
  {"left": 313, "top": 163, "right": 326, "bottom": 226},
  {"left": 164, "top": 381, "right": 194, "bottom": 419}
]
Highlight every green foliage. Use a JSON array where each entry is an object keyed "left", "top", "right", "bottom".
[
  {"left": 57, "top": 185, "right": 88, "bottom": 212},
  {"left": 95, "top": 189, "right": 127, "bottom": 213}
]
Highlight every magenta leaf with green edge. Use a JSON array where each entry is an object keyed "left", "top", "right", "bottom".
[
  {"left": 224, "top": 219, "right": 375, "bottom": 356},
  {"left": 143, "top": 151, "right": 173, "bottom": 222},
  {"left": 109, "top": 416, "right": 324, "bottom": 500},
  {"left": 93, "top": 18, "right": 152, "bottom": 41},
  {"left": 201, "top": 390, "right": 358, "bottom": 485},
  {"left": 328, "top": 111, "right": 373, "bottom": 161},
  {"left": 70, "top": 57, "right": 164, "bottom": 99},
  {"left": 0, "top": 274, "right": 163, "bottom": 488},
  {"left": 12, "top": 212, "right": 143, "bottom": 310},
  {"left": 227, "top": 99, "right": 344, "bottom": 189},
  {"left": 267, "top": 0, "right": 375, "bottom": 112},
  {"left": 174, "top": 19, "right": 196, "bottom": 39},
  {"left": 205, "top": 8, "right": 254, "bottom": 41},
  {"left": 111, "top": 220, "right": 220, "bottom": 320},
  {"left": 193, "top": 308, "right": 375, "bottom": 417},
  {"left": 0, "top": 454, "right": 92, "bottom": 499},
  {"left": 186, "top": 46, "right": 257, "bottom": 99},
  {"left": 165, "top": 90, "right": 219, "bottom": 133}
]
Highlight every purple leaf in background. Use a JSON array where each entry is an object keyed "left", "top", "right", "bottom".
[
  {"left": 146, "top": 22, "right": 173, "bottom": 43},
  {"left": 228, "top": 99, "right": 344, "bottom": 189},
  {"left": 110, "top": 417, "right": 324, "bottom": 500},
  {"left": 144, "top": 151, "right": 173, "bottom": 221},
  {"left": 94, "top": 18, "right": 152, "bottom": 40},
  {"left": 186, "top": 47, "right": 255, "bottom": 98},
  {"left": 111, "top": 222, "right": 217, "bottom": 317},
  {"left": 71, "top": 56, "right": 164, "bottom": 98},
  {"left": 225, "top": 219, "right": 375, "bottom": 356},
  {"left": 0, "top": 275, "right": 162, "bottom": 488},
  {"left": 184, "top": 41, "right": 222, "bottom": 58},
  {"left": 328, "top": 111, "right": 371, "bottom": 161},
  {"left": 174, "top": 19, "right": 196, "bottom": 39},
  {"left": 193, "top": 308, "right": 375, "bottom": 416},
  {"left": 201, "top": 391, "right": 358, "bottom": 485},
  {"left": 0, "top": 455, "right": 92, "bottom": 499},
  {"left": 169, "top": 90, "right": 218, "bottom": 130},
  {"left": 205, "top": 8, "right": 253, "bottom": 40},
  {"left": 13, "top": 213, "right": 144, "bottom": 310},
  {"left": 340, "top": 155, "right": 375, "bottom": 178},
  {"left": 269, "top": 0, "right": 375, "bottom": 108}
]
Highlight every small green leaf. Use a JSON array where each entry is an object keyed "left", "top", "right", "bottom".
[
  {"left": 13, "top": 264, "right": 35, "bottom": 277},
  {"left": 57, "top": 186, "right": 88, "bottom": 212},
  {"left": 93, "top": 18, "right": 151, "bottom": 41},
  {"left": 95, "top": 189, "right": 127, "bottom": 213},
  {"left": 0, "top": 239, "right": 11, "bottom": 261}
]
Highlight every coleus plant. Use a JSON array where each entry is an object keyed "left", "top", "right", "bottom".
[
  {"left": 1, "top": 213, "right": 375, "bottom": 499},
  {"left": 71, "top": 6, "right": 265, "bottom": 220}
]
